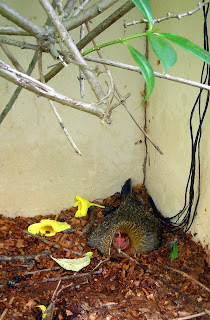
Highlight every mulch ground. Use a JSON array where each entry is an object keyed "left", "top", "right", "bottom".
[{"left": 0, "top": 184, "right": 209, "bottom": 320}]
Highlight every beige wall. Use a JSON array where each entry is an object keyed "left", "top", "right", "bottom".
[
  {"left": 0, "top": 1, "right": 146, "bottom": 216},
  {"left": 0, "top": 1, "right": 209, "bottom": 249},
  {"left": 146, "top": 0, "right": 210, "bottom": 248}
]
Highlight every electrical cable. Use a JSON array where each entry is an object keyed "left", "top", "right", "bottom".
[{"left": 166, "top": 1, "right": 209, "bottom": 232}]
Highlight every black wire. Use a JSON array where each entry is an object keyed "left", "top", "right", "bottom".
[{"left": 166, "top": 1, "right": 209, "bottom": 232}]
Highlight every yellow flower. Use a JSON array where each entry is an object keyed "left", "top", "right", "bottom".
[
  {"left": 35, "top": 305, "right": 47, "bottom": 319},
  {"left": 28, "top": 219, "right": 71, "bottom": 237},
  {"left": 73, "top": 196, "right": 105, "bottom": 217}
]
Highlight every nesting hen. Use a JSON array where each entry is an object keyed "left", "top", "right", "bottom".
[{"left": 88, "top": 179, "right": 162, "bottom": 256}]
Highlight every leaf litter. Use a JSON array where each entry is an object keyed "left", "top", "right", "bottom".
[{"left": 0, "top": 184, "right": 209, "bottom": 320}]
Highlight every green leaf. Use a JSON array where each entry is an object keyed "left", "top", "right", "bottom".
[
  {"left": 51, "top": 252, "right": 93, "bottom": 271},
  {"left": 157, "top": 33, "right": 210, "bottom": 65},
  {"left": 170, "top": 243, "right": 179, "bottom": 262},
  {"left": 147, "top": 32, "right": 177, "bottom": 73},
  {"left": 125, "top": 43, "right": 155, "bottom": 103},
  {"left": 132, "top": 0, "right": 153, "bottom": 29}
]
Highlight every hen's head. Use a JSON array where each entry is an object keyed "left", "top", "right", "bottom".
[{"left": 112, "top": 232, "right": 130, "bottom": 252}]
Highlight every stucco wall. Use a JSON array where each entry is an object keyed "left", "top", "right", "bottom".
[
  {"left": 0, "top": 1, "right": 146, "bottom": 216},
  {"left": 0, "top": 0, "right": 209, "bottom": 249},
  {"left": 146, "top": 0, "right": 210, "bottom": 248}
]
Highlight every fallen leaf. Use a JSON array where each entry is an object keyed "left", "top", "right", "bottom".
[{"left": 51, "top": 252, "right": 93, "bottom": 271}]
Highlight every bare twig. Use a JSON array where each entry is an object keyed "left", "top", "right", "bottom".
[
  {"left": 49, "top": 100, "right": 82, "bottom": 155},
  {"left": 39, "top": 0, "right": 107, "bottom": 105},
  {"left": 85, "top": 56, "right": 210, "bottom": 92},
  {"left": 163, "top": 265, "right": 210, "bottom": 293},
  {"left": 84, "top": 19, "right": 161, "bottom": 152},
  {"left": 110, "top": 93, "right": 131, "bottom": 111},
  {"left": 0, "top": 52, "right": 38, "bottom": 125},
  {"left": 0, "top": 297, "right": 15, "bottom": 320},
  {"left": 84, "top": 21, "right": 118, "bottom": 123},
  {"left": 143, "top": 29, "right": 149, "bottom": 185},
  {"left": 44, "top": 278, "right": 62, "bottom": 320},
  {"left": 79, "top": 19, "right": 86, "bottom": 98},
  {"left": 73, "top": 0, "right": 91, "bottom": 16},
  {"left": 63, "top": 0, "right": 120, "bottom": 31},
  {"left": 56, "top": 257, "right": 110, "bottom": 297},
  {"left": 44, "top": 0, "right": 135, "bottom": 83},
  {"left": 35, "top": 270, "right": 102, "bottom": 284},
  {"left": 0, "top": 0, "right": 120, "bottom": 37},
  {"left": 24, "top": 267, "right": 60, "bottom": 275},
  {"left": 0, "top": 2, "right": 44, "bottom": 37},
  {"left": 23, "top": 230, "right": 73, "bottom": 252},
  {"left": 0, "top": 0, "right": 56, "bottom": 125},
  {"left": 0, "top": 250, "right": 51, "bottom": 262},
  {"left": 171, "top": 310, "right": 210, "bottom": 320},
  {"left": 0, "top": 36, "right": 39, "bottom": 51},
  {"left": 0, "top": 25, "right": 29, "bottom": 36},
  {"left": 63, "top": 0, "right": 77, "bottom": 19},
  {"left": 0, "top": 271, "right": 102, "bottom": 289},
  {"left": 38, "top": 50, "right": 82, "bottom": 155},
  {"left": 120, "top": 252, "right": 209, "bottom": 315},
  {"left": 0, "top": 42, "right": 25, "bottom": 72},
  {"left": 124, "top": 0, "right": 210, "bottom": 27},
  {"left": 123, "top": 104, "right": 163, "bottom": 155},
  {"left": 0, "top": 60, "right": 105, "bottom": 118}
]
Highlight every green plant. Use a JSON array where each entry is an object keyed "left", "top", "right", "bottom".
[{"left": 83, "top": 0, "right": 210, "bottom": 103}]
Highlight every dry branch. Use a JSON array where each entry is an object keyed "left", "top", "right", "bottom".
[
  {"left": 124, "top": 0, "right": 210, "bottom": 27},
  {"left": 85, "top": 56, "right": 210, "bottom": 92},
  {"left": 39, "top": 0, "right": 107, "bottom": 102},
  {"left": 0, "top": 60, "right": 105, "bottom": 118},
  {"left": 44, "top": 0, "right": 135, "bottom": 82},
  {"left": 0, "top": 0, "right": 120, "bottom": 36},
  {"left": 0, "top": 1, "right": 44, "bottom": 37}
]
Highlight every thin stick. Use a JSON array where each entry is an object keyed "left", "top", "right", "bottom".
[
  {"left": 73, "top": 0, "right": 91, "bottom": 17},
  {"left": 79, "top": 19, "right": 86, "bottom": 98},
  {"left": 39, "top": 0, "right": 106, "bottom": 102},
  {"left": 171, "top": 310, "right": 210, "bottom": 320},
  {"left": 44, "top": 0, "right": 135, "bottom": 83},
  {"left": 0, "top": 42, "right": 25, "bottom": 73},
  {"left": 85, "top": 21, "right": 161, "bottom": 151},
  {"left": 24, "top": 267, "right": 60, "bottom": 275},
  {"left": 0, "top": 1, "right": 58, "bottom": 125},
  {"left": 123, "top": 104, "right": 163, "bottom": 155},
  {"left": 124, "top": 0, "right": 210, "bottom": 27},
  {"left": 0, "top": 297, "right": 15, "bottom": 320},
  {"left": 38, "top": 49, "right": 82, "bottom": 155},
  {"left": 22, "top": 230, "right": 73, "bottom": 252},
  {"left": 0, "top": 36, "right": 39, "bottom": 51},
  {"left": 0, "top": 250, "right": 51, "bottom": 262},
  {"left": 0, "top": 60, "right": 105, "bottom": 118},
  {"left": 0, "top": 2, "right": 43, "bottom": 38},
  {"left": 85, "top": 56, "right": 210, "bottom": 92},
  {"left": 163, "top": 265, "right": 210, "bottom": 293},
  {"left": 119, "top": 251, "right": 208, "bottom": 315},
  {"left": 0, "top": 52, "right": 38, "bottom": 125},
  {"left": 63, "top": 0, "right": 77, "bottom": 19},
  {"left": 49, "top": 100, "right": 82, "bottom": 155},
  {"left": 56, "top": 258, "right": 110, "bottom": 297}
]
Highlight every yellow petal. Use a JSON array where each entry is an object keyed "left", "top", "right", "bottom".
[
  {"left": 74, "top": 196, "right": 91, "bottom": 217},
  {"left": 41, "top": 220, "right": 71, "bottom": 232},
  {"left": 28, "top": 222, "right": 43, "bottom": 235},
  {"left": 35, "top": 305, "right": 47, "bottom": 319},
  {"left": 73, "top": 200, "right": 80, "bottom": 207},
  {"left": 28, "top": 220, "right": 71, "bottom": 237},
  {"left": 89, "top": 203, "right": 105, "bottom": 209}
]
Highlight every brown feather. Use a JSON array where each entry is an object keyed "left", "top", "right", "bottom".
[{"left": 88, "top": 194, "right": 162, "bottom": 256}]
